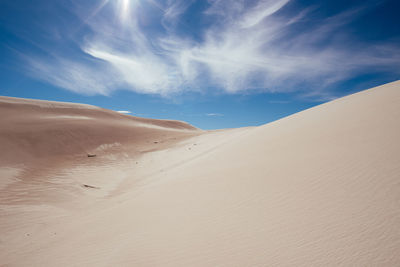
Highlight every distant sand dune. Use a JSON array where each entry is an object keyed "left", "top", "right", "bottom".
[
  {"left": 0, "top": 96, "right": 199, "bottom": 166},
  {"left": 0, "top": 80, "right": 399, "bottom": 266}
]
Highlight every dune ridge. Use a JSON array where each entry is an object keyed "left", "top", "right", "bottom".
[{"left": 1, "top": 80, "right": 400, "bottom": 266}]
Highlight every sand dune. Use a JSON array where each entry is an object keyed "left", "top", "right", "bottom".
[
  {"left": 0, "top": 96, "right": 198, "bottom": 165},
  {"left": 1, "top": 80, "right": 400, "bottom": 266}
]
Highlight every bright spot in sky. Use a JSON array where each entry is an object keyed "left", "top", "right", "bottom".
[
  {"left": 122, "top": 0, "right": 130, "bottom": 11},
  {"left": 118, "top": 0, "right": 131, "bottom": 22}
]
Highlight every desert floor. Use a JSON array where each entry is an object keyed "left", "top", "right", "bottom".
[{"left": 1, "top": 80, "right": 399, "bottom": 266}]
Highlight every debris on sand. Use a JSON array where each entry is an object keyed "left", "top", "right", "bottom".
[
  {"left": 82, "top": 184, "right": 100, "bottom": 189},
  {"left": 87, "top": 154, "right": 96, "bottom": 157}
]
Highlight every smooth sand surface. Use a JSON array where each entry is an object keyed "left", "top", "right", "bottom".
[{"left": 1, "top": 80, "right": 400, "bottom": 266}]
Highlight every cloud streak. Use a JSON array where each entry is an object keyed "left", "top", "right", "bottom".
[
  {"left": 26, "top": 0, "right": 400, "bottom": 98},
  {"left": 116, "top": 110, "right": 132, "bottom": 114},
  {"left": 206, "top": 113, "right": 224, "bottom": 117}
]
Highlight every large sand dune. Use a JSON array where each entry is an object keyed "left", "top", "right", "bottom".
[
  {"left": 1, "top": 80, "right": 400, "bottom": 266},
  {"left": 0, "top": 96, "right": 198, "bottom": 166}
]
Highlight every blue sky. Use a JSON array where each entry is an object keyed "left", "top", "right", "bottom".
[{"left": 0, "top": 0, "right": 399, "bottom": 129}]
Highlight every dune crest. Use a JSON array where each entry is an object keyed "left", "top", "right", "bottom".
[{"left": 1, "top": 81, "right": 400, "bottom": 266}]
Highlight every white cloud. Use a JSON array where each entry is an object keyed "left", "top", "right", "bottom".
[
  {"left": 206, "top": 113, "right": 224, "bottom": 116},
  {"left": 117, "top": 110, "right": 131, "bottom": 114},
  {"left": 240, "top": 0, "right": 290, "bottom": 28},
  {"left": 162, "top": 0, "right": 195, "bottom": 30},
  {"left": 85, "top": 47, "right": 181, "bottom": 95},
  {"left": 26, "top": 0, "right": 400, "bottom": 99},
  {"left": 26, "top": 56, "right": 119, "bottom": 96}
]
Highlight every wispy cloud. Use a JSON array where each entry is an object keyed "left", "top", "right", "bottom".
[
  {"left": 26, "top": 55, "right": 119, "bottom": 95},
  {"left": 25, "top": 0, "right": 400, "bottom": 98},
  {"left": 116, "top": 110, "right": 132, "bottom": 114},
  {"left": 206, "top": 113, "right": 224, "bottom": 117},
  {"left": 239, "top": 0, "right": 291, "bottom": 28},
  {"left": 162, "top": 0, "right": 195, "bottom": 30}
]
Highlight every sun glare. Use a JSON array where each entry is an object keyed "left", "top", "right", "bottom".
[
  {"left": 120, "top": 0, "right": 132, "bottom": 21},
  {"left": 122, "top": 0, "right": 130, "bottom": 11}
]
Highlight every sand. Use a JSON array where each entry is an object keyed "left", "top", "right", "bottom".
[{"left": 1, "top": 80, "right": 400, "bottom": 266}]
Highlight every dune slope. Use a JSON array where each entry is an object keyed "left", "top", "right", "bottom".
[
  {"left": 1, "top": 81, "right": 400, "bottom": 266},
  {"left": 0, "top": 96, "right": 198, "bottom": 166},
  {"left": 0, "top": 96, "right": 200, "bottom": 205}
]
